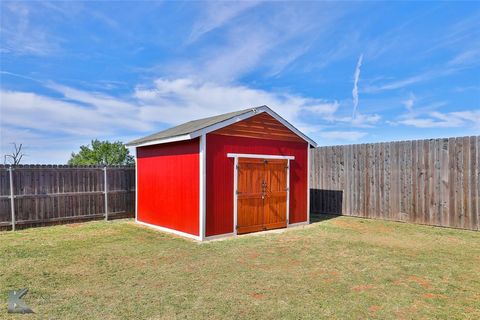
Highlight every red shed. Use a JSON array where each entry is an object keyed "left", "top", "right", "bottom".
[{"left": 127, "top": 106, "right": 317, "bottom": 241}]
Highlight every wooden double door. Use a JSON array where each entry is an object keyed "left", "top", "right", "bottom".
[{"left": 236, "top": 158, "right": 288, "bottom": 234}]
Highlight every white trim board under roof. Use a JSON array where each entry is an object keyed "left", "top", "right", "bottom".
[{"left": 126, "top": 105, "right": 317, "bottom": 147}]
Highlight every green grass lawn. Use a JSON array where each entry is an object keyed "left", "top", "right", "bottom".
[{"left": 1, "top": 215, "right": 479, "bottom": 319}]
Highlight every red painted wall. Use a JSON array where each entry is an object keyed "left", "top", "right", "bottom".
[
  {"left": 206, "top": 134, "right": 308, "bottom": 236},
  {"left": 137, "top": 139, "right": 199, "bottom": 236}
]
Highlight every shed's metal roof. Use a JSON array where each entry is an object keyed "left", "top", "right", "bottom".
[{"left": 127, "top": 105, "right": 317, "bottom": 147}]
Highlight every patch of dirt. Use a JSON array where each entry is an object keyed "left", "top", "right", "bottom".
[
  {"left": 331, "top": 219, "right": 393, "bottom": 233},
  {"left": 422, "top": 293, "right": 445, "bottom": 299},
  {"left": 67, "top": 223, "right": 85, "bottom": 228},
  {"left": 369, "top": 305, "right": 382, "bottom": 312},
  {"left": 393, "top": 279, "right": 403, "bottom": 285},
  {"left": 395, "top": 305, "right": 419, "bottom": 320},
  {"left": 373, "top": 225, "right": 393, "bottom": 233},
  {"left": 407, "top": 276, "right": 430, "bottom": 288},
  {"left": 351, "top": 284, "right": 375, "bottom": 292},
  {"left": 285, "top": 258, "right": 301, "bottom": 267},
  {"left": 248, "top": 252, "right": 260, "bottom": 260},
  {"left": 445, "top": 237, "right": 465, "bottom": 244},
  {"left": 332, "top": 220, "right": 368, "bottom": 232},
  {"left": 251, "top": 293, "right": 265, "bottom": 299},
  {"left": 464, "top": 307, "right": 477, "bottom": 313}
]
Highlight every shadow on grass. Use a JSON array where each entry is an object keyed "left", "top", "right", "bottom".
[{"left": 309, "top": 213, "right": 341, "bottom": 224}]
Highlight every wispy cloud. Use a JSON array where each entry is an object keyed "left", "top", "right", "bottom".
[
  {"left": 395, "top": 109, "right": 480, "bottom": 129},
  {"left": 134, "top": 77, "right": 340, "bottom": 127},
  {"left": 363, "top": 45, "right": 479, "bottom": 94},
  {"left": 319, "top": 130, "right": 367, "bottom": 141},
  {"left": 447, "top": 47, "right": 480, "bottom": 67},
  {"left": 402, "top": 93, "right": 415, "bottom": 111},
  {"left": 363, "top": 72, "right": 432, "bottom": 93},
  {"left": 352, "top": 54, "right": 363, "bottom": 118},
  {"left": 0, "top": 2, "right": 61, "bottom": 55},
  {"left": 188, "top": 1, "right": 261, "bottom": 43},
  {"left": 158, "top": 3, "right": 350, "bottom": 83}
]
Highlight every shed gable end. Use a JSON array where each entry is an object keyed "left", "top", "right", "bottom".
[{"left": 212, "top": 112, "right": 304, "bottom": 143}]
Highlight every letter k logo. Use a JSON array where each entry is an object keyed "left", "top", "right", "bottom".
[{"left": 8, "top": 288, "right": 34, "bottom": 314}]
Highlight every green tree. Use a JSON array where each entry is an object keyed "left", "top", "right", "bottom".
[{"left": 68, "top": 140, "right": 134, "bottom": 166}]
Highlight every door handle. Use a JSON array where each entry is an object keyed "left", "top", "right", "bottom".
[{"left": 261, "top": 180, "right": 267, "bottom": 199}]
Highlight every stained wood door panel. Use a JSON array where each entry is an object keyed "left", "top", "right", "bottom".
[
  {"left": 237, "top": 198, "right": 264, "bottom": 234},
  {"left": 263, "top": 159, "right": 288, "bottom": 230},
  {"left": 237, "top": 158, "right": 264, "bottom": 234},
  {"left": 236, "top": 157, "right": 288, "bottom": 234}
]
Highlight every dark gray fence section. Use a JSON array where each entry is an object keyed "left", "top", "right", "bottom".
[
  {"left": 0, "top": 165, "right": 135, "bottom": 230},
  {"left": 310, "top": 136, "right": 479, "bottom": 231}
]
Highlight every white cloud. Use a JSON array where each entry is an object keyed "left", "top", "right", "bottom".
[
  {"left": 363, "top": 72, "right": 430, "bottom": 93},
  {"left": 397, "top": 110, "right": 480, "bottom": 128},
  {"left": 319, "top": 130, "right": 367, "bottom": 141},
  {"left": 352, "top": 54, "right": 363, "bottom": 118},
  {"left": 188, "top": 1, "right": 261, "bottom": 43},
  {"left": 0, "top": 2, "right": 60, "bottom": 55},
  {"left": 158, "top": 4, "right": 350, "bottom": 83},
  {"left": 350, "top": 112, "right": 381, "bottom": 127},
  {"left": 403, "top": 93, "right": 415, "bottom": 111},
  {"left": 134, "top": 78, "right": 339, "bottom": 127},
  {"left": 447, "top": 47, "right": 480, "bottom": 67},
  {"left": 362, "top": 47, "right": 478, "bottom": 94},
  {"left": 302, "top": 101, "right": 340, "bottom": 116},
  {"left": 326, "top": 108, "right": 381, "bottom": 128}
]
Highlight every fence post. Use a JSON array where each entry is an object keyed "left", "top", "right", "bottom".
[
  {"left": 9, "top": 165, "right": 15, "bottom": 231},
  {"left": 104, "top": 166, "right": 108, "bottom": 221}
]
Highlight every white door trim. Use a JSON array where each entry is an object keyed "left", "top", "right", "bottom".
[
  {"left": 286, "top": 159, "right": 290, "bottom": 225},
  {"left": 233, "top": 156, "right": 239, "bottom": 236},
  {"left": 231, "top": 153, "right": 293, "bottom": 235},
  {"left": 227, "top": 153, "right": 295, "bottom": 160}
]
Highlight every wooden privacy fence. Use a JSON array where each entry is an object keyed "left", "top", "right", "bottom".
[
  {"left": 310, "top": 136, "right": 479, "bottom": 231},
  {"left": 0, "top": 165, "right": 135, "bottom": 230}
]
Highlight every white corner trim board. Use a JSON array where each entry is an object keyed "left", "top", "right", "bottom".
[
  {"left": 307, "top": 144, "right": 311, "bottom": 225},
  {"left": 199, "top": 134, "right": 206, "bottom": 241},
  {"left": 135, "top": 152, "right": 138, "bottom": 222},
  {"left": 136, "top": 220, "right": 202, "bottom": 241}
]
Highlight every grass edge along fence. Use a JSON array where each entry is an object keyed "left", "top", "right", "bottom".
[
  {"left": 310, "top": 136, "right": 479, "bottom": 231},
  {"left": 0, "top": 165, "right": 135, "bottom": 230}
]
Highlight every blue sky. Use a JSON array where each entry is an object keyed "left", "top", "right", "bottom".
[{"left": 1, "top": 1, "right": 479, "bottom": 163}]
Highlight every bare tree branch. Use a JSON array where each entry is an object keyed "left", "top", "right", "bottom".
[{"left": 4, "top": 143, "right": 26, "bottom": 165}]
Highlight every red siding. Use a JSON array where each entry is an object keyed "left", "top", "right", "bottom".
[
  {"left": 137, "top": 139, "right": 199, "bottom": 236},
  {"left": 206, "top": 134, "right": 308, "bottom": 236}
]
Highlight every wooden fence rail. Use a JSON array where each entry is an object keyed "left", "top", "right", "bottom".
[
  {"left": 310, "top": 136, "right": 479, "bottom": 231},
  {"left": 0, "top": 165, "right": 135, "bottom": 230}
]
